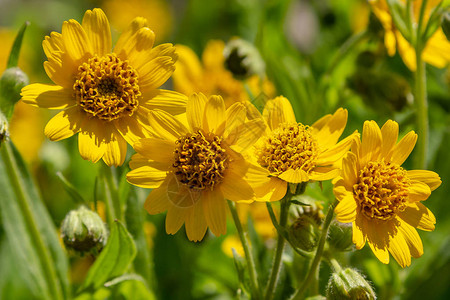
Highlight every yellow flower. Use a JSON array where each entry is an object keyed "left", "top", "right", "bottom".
[
  {"left": 370, "top": 0, "right": 450, "bottom": 71},
  {"left": 333, "top": 120, "right": 441, "bottom": 267},
  {"left": 252, "top": 96, "right": 357, "bottom": 200},
  {"left": 172, "top": 40, "right": 275, "bottom": 108},
  {"left": 21, "top": 8, "right": 186, "bottom": 166},
  {"left": 126, "top": 93, "right": 274, "bottom": 241}
]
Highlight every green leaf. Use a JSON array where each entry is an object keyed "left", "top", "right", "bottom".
[
  {"left": 79, "top": 220, "right": 137, "bottom": 292},
  {"left": 7, "top": 22, "right": 29, "bottom": 68},
  {"left": 0, "top": 142, "right": 69, "bottom": 299},
  {"left": 56, "top": 171, "right": 87, "bottom": 205}
]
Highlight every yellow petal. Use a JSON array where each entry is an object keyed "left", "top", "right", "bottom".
[
  {"left": 229, "top": 118, "right": 265, "bottom": 152},
  {"left": 396, "top": 31, "right": 417, "bottom": 71},
  {"left": 147, "top": 109, "right": 188, "bottom": 141},
  {"left": 43, "top": 56, "right": 76, "bottom": 89},
  {"left": 360, "top": 120, "right": 382, "bottom": 166},
  {"left": 166, "top": 205, "right": 189, "bottom": 235},
  {"left": 423, "top": 30, "right": 450, "bottom": 68},
  {"left": 397, "top": 218, "right": 423, "bottom": 258},
  {"left": 172, "top": 44, "right": 203, "bottom": 95},
  {"left": 366, "top": 221, "right": 390, "bottom": 264},
  {"left": 308, "top": 167, "right": 341, "bottom": 181},
  {"left": 335, "top": 194, "right": 357, "bottom": 223},
  {"left": 380, "top": 120, "right": 399, "bottom": 159},
  {"left": 202, "top": 189, "right": 227, "bottom": 237},
  {"left": 333, "top": 180, "right": 351, "bottom": 200},
  {"left": 102, "top": 132, "right": 127, "bottom": 167},
  {"left": 78, "top": 123, "right": 106, "bottom": 163},
  {"left": 82, "top": 8, "right": 111, "bottom": 56},
  {"left": 244, "top": 163, "right": 286, "bottom": 202},
  {"left": 313, "top": 108, "right": 348, "bottom": 150},
  {"left": 315, "top": 131, "right": 358, "bottom": 165},
  {"left": 186, "top": 93, "right": 207, "bottom": 131},
  {"left": 113, "top": 16, "right": 147, "bottom": 50},
  {"left": 203, "top": 95, "right": 226, "bottom": 134},
  {"left": 166, "top": 175, "right": 202, "bottom": 208},
  {"left": 262, "top": 96, "right": 296, "bottom": 131},
  {"left": 342, "top": 152, "right": 358, "bottom": 185},
  {"left": 44, "top": 107, "right": 85, "bottom": 141},
  {"left": 185, "top": 201, "right": 208, "bottom": 242},
  {"left": 224, "top": 102, "right": 247, "bottom": 137},
  {"left": 352, "top": 214, "right": 366, "bottom": 249},
  {"left": 138, "top": 56, "right": 176, "bottom": 92},
  {"left": 43, "top": 32, "right": 64, "bottom": 58},
  {"left": 133, "top": 138, "right": 174, "bottom": 163},
  {"left": 398, "top": 202, "right": 436, "bottom": 231},
  {"left": 220, "top": 166, "right": 254, "bottom": 202},
  {"left": 114, "top": 116, "right": 149, "bottom": 145},
  {"left": 278, "top": 169, "right": 309, "bottom": 183},
  {"left": 408, "top": 180, "right": 431, "bottom": 202},
  {"left": 62, "top": 19, "right": 92, "bottom": 64},
  {"left": 202, "top": 40, "right": 225, "bottom": 70},
  {"left": 391, "top": 131, "right": 417, "bottom": 165},
  {"left": 149, "top": 43, "right": 177, "bottom": 62},
  {"left": 144, "top": 180, "right": 171, "bottom": 214},
  {"left": 116, "top": 27, "right": 155, "bottom": 70},
  {"left": 141, "top": 89, "right": 188, "bottom": 116},
  {"left": 126, "top": 166, "right": 167, "bottom": 188},
  {"left": 388, "top": 230, "right": 411, "bottom": 268},
  {"left": 407, "top": 170, "right": 441, "bottom": 191},
  {"left": 21, "top": 84, "right": 74, "bottom": 109}
]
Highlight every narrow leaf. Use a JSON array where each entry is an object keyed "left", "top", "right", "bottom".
[{"left": 56, "top": 171, "right": 87, "bottom": 205}]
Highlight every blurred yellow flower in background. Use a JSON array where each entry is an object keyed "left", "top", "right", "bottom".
[
  {"left": 334, "top": 120, "right": 441, "bottom": 267},
  {"left": 173, "top": 40, "right": 275, "bottom": 108},
  {"left": 102, "top": 0, "right": 173, "bottom": 41},
  {"left": 369, "top": 0, "right": 450, "bottom": 71},
  {"left": 21, "top": 8, "right": 186, "bottom": 166},
  {"left": 251, "top": 96, "right": 358, "bottom": 201},
  {"left": 127, "top": 93, "right": 276, "bottom": 241}
]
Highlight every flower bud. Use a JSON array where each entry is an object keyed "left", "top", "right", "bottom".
[
  {"left": 327, "top": 221, "right": 354, "bottom": 252},
  {"left": 223, "top": 38, "right": 265, "bottom": 79},
  {"left": 326, "top": 268, "right": 376, "bottom": 300},
  {"left": 289, "top": 215, "right": 319, "bottom": 252},
  {"left": 0, "top": 111, "right": 9, "bottom": 145},
  {"left": 61, "top": 206, "right": 108, "bottom": 256},
  {"left": 0, "top": 67, "right": 29, "bottom": 119}
]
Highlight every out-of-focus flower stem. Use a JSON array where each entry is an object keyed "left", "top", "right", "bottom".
[
  {"left": 100, "top": 163, "right": 123, "bottom": 224},
  {"left": 290, "top": 199, "right": 338, "bottom": 300},
  {"left": 1, "top": 142, "right": 63, "bottom": 300},
  {"left": 228, "top": 200, "right": 262, "bottom": 300},
  {"left": 414, "top": 0, "right": 429, "bottom": 169}
]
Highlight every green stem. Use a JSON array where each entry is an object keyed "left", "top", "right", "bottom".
[
  {"left": 290, "top": 199, "right": 338, "bottom": 300},
  {"left": 413, "top": 0, "right": 429, "bottom": 169},
  {"left": 264, "top": 194, "right": 291, "bottom": 300},
  {"left": 328, "top": 257, "right": 342, "bottom": 273},
  {"left": 228, "top": 200, "right": 261, "bottom": 300},
  {"left": 1, "top": 143, "right": 63, "bottom": 300},
  {"left": 100, "top": 163, "right": 122, "bottom": 224}
]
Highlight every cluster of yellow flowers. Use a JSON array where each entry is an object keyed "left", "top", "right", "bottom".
[{"left": 20, "top": 8, "right": 441, "bottom": 268}]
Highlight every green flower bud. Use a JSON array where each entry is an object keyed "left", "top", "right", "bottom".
[
  {"left": 442, "top": 11, "right": 450, "bottom": 41},
  {"left": 61, "top": 206, "right": 108, "bottom": 256},
  {"left": 326, "top": 268, "right": 376, "bottom": 300},
  {"left": 223, "top": 38, "right": 265, "bottom": 79},
  {"left": 0, "top": 67, "right": 29, "bottom": 119},
  {"left": 289, "top": 215, "right": 319, "bottom": 252},
  {"left": 0, "top": 111, "right": 9, "bottom": 145},
  {"left": 327, "top": 221, "right": 354, "bottom": 252}
]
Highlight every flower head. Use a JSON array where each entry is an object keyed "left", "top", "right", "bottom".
[
  {"left": 333, "top": 120, "right": 441, "bottom": 267},
  {"left": 126, "top": 93, "right": 274, "bottom": 241},
  {"left": 252, "top": 96, "right": 357, "bottom": 200},
  {"left": 21, "top": 8, "right": 187, "bottom": 166},
  {"left": 172, "top": 40, "right": 275, "bottom": 108},
  {"left": 370, "top": 0, "right": 450, "bottom": 70}
]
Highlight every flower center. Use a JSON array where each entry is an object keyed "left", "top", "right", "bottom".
[
  {"left": 257, "top": 123, "right": 318, "bottom": 175},
  {"left": 172, "top": 130, "right": 229, "bottom": 190},
  {"left": 73, "top": 54, "right": 141, "bottom": 121},
  {"left": 353, "top": 161, "right": 410, "bottom": 221}
]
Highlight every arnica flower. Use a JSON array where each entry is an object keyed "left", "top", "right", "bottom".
[
  {"left": 126, "top": 93, "right": 275, "bottom": 241},
  {"left": 252, "top": 96, "right": 357, "bottom": 200},
  {"left": 21, "top": 8, "right": 187, "bottom": 166},
  {"left": 172, "top": 40, "right": 275, "bottom": 108},
  {"left": 370, "top": 0, "right": 450, "bottom": 71},
  {"left": 333, "top": 120, "right": 441, "bottom": 267}
]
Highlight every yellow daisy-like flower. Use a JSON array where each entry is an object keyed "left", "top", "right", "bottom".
[
  {"left": 251, "top": 97, "right": 358, "bottom": 200},
  {"left": 370, "top": 0, "right": 450, "bottom": 71},
  {"left": 21, "top": 8, "right": 187, "bottom": 166},
  {"left": 172, "top": 40, "right": 275, "bottom": 108},
  {"left": 333, "top": 120, "right": 441, "bottom": 267},
  {"left": 127, "top": 93, "right": 275, "bottom": 241}
]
